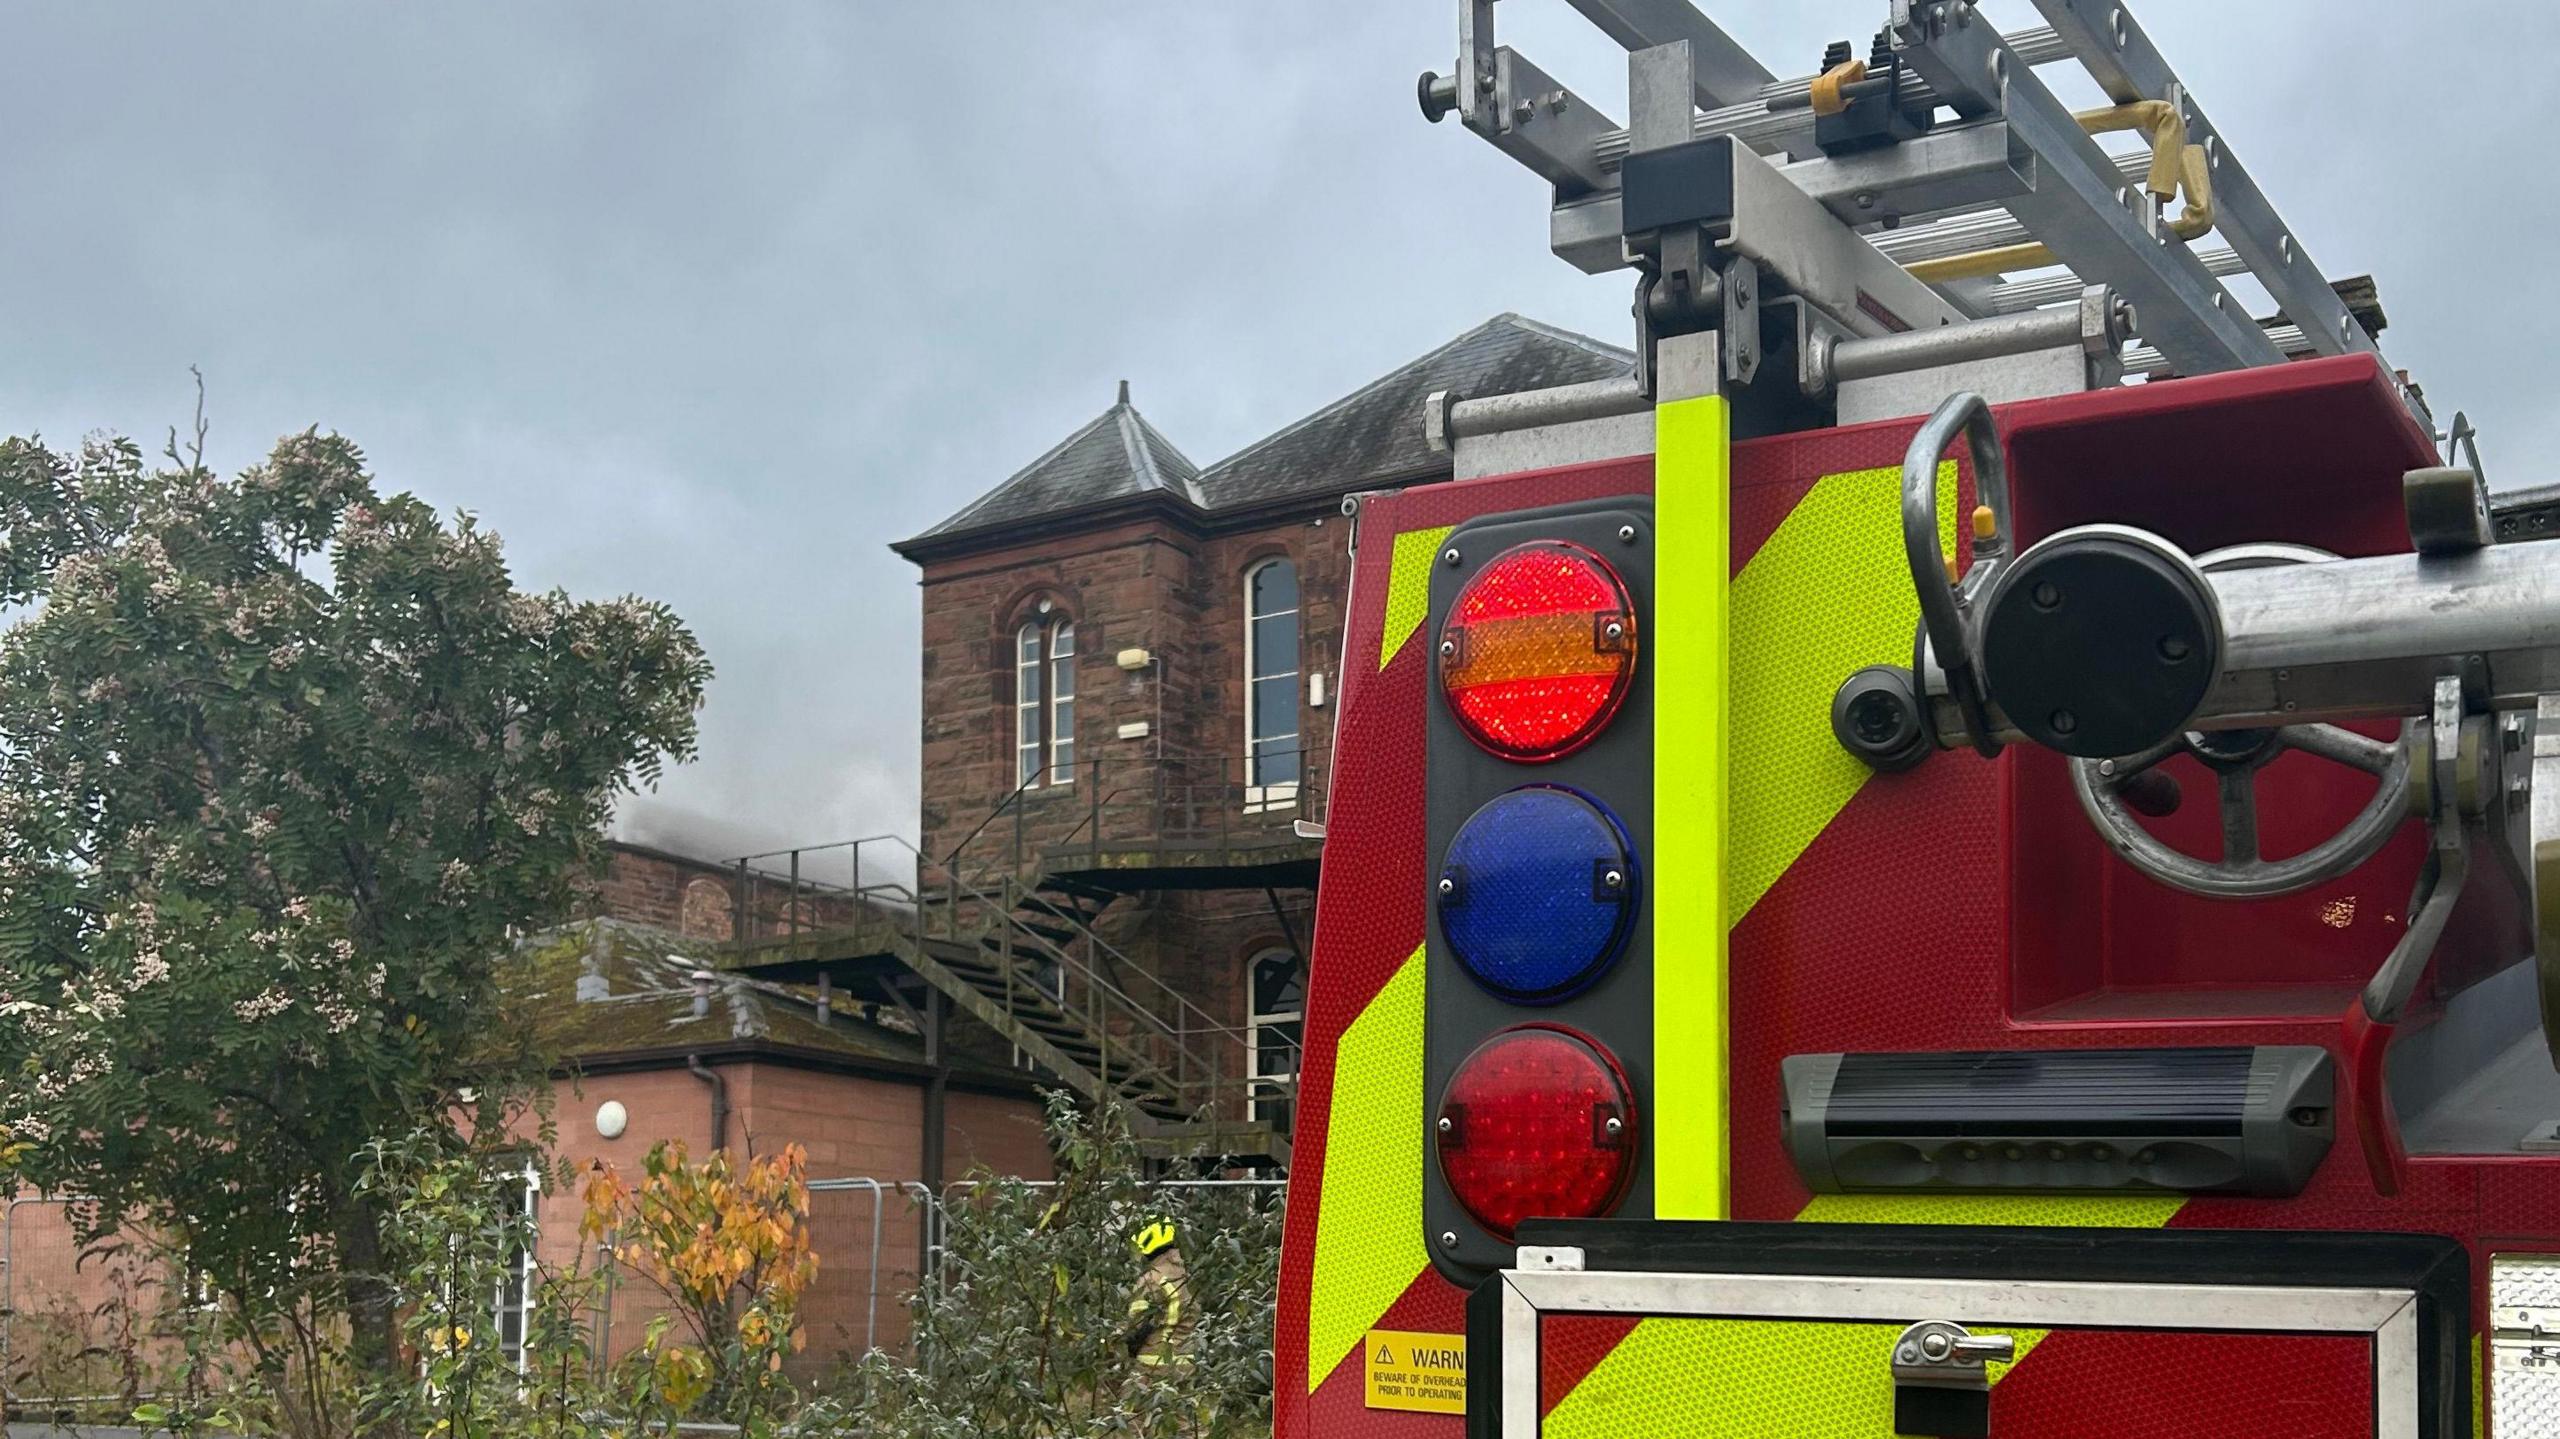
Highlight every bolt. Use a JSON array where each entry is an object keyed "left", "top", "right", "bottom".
[
  {"left": 1440, "top": 1230, "right": 1458, "bottom": 1247},
  {"left": 1603, "top": 1116, "right": 1624, "bottom": 1137},
  {"left": 2158, "top": 634, "right": 2190, "bottom": 662},
  {"left": 2031, "top": 580, "right": 2062, "bottom": 610},
  {"left": 2288, "top": 1107, "right": 2323, "bottom": 1128},
  {"left": 2050, "top": 709, "right": 2078, "bottom": 735},
  {"left": 1956, "top": 1144, "right": 1981, "bottom": 1162},
  {"left": 2283, "top": 701, "right": 2299, "bottom": 713},
  {"left": 1440, "top": 638, "right": 1456, "bottom": 658},
  {"left": 1898, "top": 1343, "right": 1921, "bottom": 1365},
  {"left": 1604, "top": 620, "right": 1625, "bottom": 642},
  {"left": 1617, "top": 524, "right": 1637, "bottom": 544},
  {"left": 1547, "top": 92, "right": 1570, "bottom": 115},
  {"left": 1437, "top": 1116, "right": 1454, "bottom": 1134},
  {"left": 1443, "top": 547, "right": 1462, "bottom": 567},
  {"left": 1438, "top": 877, "right": 1455, "bottom": 896},
  {"left": 1516, "top": 99, "right": 1537, "bottom": 123},
  {"left": 2275, "top": 668, "right": 2291, "bottom": 681},
  {"left": 1855, "top": 191, "right": 1877, "bottom": 210},
  {"left": 2000, "top": 1144, "right": 2026, "bottom": 1162},
  {"left": 1921, "top": 1331, "right": 1953, "bottom": 1360},
  {"left": 1602, "top": 869, "right": 1625, "bottom": 889},
  {"left": 2098, "top": 759, "right": 2118, "bottom": 777},
  {"left": 2134, "top": 1148, "right": 2157, "bottom": 1165}
]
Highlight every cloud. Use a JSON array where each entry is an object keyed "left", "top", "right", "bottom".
[{"left": 4, "top": 0, "right": 2549, "bottom": 862}]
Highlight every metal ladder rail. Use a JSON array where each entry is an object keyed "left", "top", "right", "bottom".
[{"left": 1432, "top": 0, "right": 2398, "bottom": 394}]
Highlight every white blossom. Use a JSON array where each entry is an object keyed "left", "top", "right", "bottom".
[{"left": 233, "top": 987, "right": 292, "bottom": 1023}]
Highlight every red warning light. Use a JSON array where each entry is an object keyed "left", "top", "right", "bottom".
[
  {"left": 1435, "top": 1025, "right": 1637, "bottom": 1241},
  {"left": 1438, "top": 541, "right": 1636, "bottom": 761}
]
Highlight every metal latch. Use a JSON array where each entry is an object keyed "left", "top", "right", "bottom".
[{"left": 1889, "top": 1319, "right": 2013, "bottom": 1438}]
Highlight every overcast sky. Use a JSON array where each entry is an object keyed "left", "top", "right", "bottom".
[{"left": 5, "top": 1, "right": 2554, "bottom": 861}]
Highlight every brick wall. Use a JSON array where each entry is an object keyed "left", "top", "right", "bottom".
[
  {"left": 581, "top": 843, "right": 739, "bottom": 939},
  {"left": 912, "top": 505, "right": 1342, "bottom": 1053},
  {"left": 580, "top": 841, "right": 865, "bottom": 944},
  {"left": 915, "top": 509, "right": 1347, "bottom": 872},
  {"left": 542, "top": 1062, "right": 1050, "bottom": 1374}
]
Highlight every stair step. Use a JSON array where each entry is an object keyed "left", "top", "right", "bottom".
[{"left": 1036, "top": 875, "right": 1126, "bottom": 902}]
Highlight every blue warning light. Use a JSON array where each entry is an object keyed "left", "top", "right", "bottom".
[{"left": 1436, "top": 785, "right": 1637, "bottom": 1004}]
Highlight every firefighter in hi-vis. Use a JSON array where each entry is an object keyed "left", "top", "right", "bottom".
[
  {"left": 1127, "top": 1217, "right": 1192, "bottom": 1370},
  {"left": 1269, "top": 1, "right": 2557, "bottom": 1435}
]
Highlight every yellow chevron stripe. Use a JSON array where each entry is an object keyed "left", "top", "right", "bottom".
[
  {"left": 1379, "top": 526, "right": 1456, "bottom": 670},
  {"left": 1727, "top": 460, "right": 1956, "bottom": 923},
  {"left": 1303, "top": 947, "right": 1428, "bottom": 1394},
  {"left": 1543, "top": 1194, "right": 2185, "bottom": 1436}
]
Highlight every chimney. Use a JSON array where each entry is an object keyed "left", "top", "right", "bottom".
[{"left": 690, "top": 967, "right": 715, "bottom": 1019}]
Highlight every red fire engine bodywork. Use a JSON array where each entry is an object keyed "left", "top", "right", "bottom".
[{"left": 1277, "top": 355, "right": 2555, "bottom": 1435}]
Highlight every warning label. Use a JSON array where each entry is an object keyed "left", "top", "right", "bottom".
[{"left": 1364, "top": 1328, "right": 1466, "bottom": 1414}]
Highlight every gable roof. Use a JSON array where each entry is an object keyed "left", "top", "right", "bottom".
[
  {"left": 896, "top": 315, "right": 1632, "bottom": 558},
  {"left": 1193, "top": 314, "right": 1632, "bottom": 511},
  {"left": 902, "top": 381, "right": 1204, "bottom": 549}
]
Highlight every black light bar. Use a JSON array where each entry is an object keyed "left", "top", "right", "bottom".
[{"left": 1781, "top": 1046, "right": 2333, "bottom": 1197}]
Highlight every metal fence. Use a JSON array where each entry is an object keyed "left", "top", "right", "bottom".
[{"left": 2, "top": 1176, "right": 1285, "bottom": 1409}]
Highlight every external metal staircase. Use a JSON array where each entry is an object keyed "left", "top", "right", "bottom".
[{"left": 721, "top": 754, "right": 1319, "bottom": 1166}]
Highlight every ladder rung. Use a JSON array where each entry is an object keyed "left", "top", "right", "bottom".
[
  {"left": 2125, "top": 322, "right": 2309, "bottom": 376},
  {"left": 1990, "top": 247, "right": 2245, "bottom": 313}
]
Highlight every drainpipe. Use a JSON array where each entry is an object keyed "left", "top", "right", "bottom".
[
  {"left": 686, "top": 968, "right": 732, "bottom": 1152},
  {"left": 687, "top": 1053, "right": 731, "bottom": 1154}
]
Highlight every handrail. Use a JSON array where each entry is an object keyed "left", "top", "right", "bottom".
[
  {"left": 729, "top": 831, "right": 1250, "bottom": 1111},
  {"left": 722, "top": 748, "right": 1319, "bottom": 1121}
]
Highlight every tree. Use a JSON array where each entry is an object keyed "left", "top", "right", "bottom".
[
  {"left": 811, "top": 1097, "right": 1281, "bottom": 1439},
  {"left": 0, "top": 425, "right": 709, "bottom": 1419},
  {"left": 581, "top": 1139, "right": 818, "bottom": 1431}
]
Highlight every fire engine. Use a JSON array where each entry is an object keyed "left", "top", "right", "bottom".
[{"left": 1272, "top": 2, "right": 2560, "bottom": 1435}]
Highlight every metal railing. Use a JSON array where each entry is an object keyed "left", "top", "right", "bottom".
[
  {"left": 724, "top": 832, "right": 1293, "bottom": 1127},
  {"left": 936, "top": 749, "right": 1324, "bottom": 885},
  {"left": 720, "top": 752, "right": 1316, "bottom": 1130}
]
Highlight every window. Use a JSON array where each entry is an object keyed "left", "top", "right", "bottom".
[
  {"left": 1014, "top": 615, "right": 1077, "bottom": 789},
  {"left": 1248, "top": 948, "right": 1304, "bottom": 1132},
  {"left": 493, "top": 1162, "right": 539, "bottom": 1371},
  {"left": 1244, "top": 560, "right": 1300, "bottom": 806}
]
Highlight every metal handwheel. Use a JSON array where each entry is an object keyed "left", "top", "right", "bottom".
[{"left": 2069, "top": 543, "right": 2418, "bottom": 899}]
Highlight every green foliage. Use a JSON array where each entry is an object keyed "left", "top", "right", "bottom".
[
  {"left": 352, "top": 1128, "right": 610, "bottom": 1439},
  {"left": 806, "top": 1096, "right": 1281, "bottom": 1439},
  {"left": 0, "top": 425, "right": 709, "bottom": 1407},
  {"left": 584, "top": 1139, "right": 817, "bottom": 1432}
]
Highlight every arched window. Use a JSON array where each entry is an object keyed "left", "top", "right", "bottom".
[
  {"left": 1248, "top": 947, "right": 1304, "bottom": 1131},
  {"left": 1244, "top": 559, "right": 1300, "bottom": 805},
  {"left": 1013, "top": 614, "right": 1076, "bottom": 789}
]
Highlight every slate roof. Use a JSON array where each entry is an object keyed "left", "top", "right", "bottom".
[
  {"left": 902, "top": 381, "right": 1204, "bottom": 548},
  {"left": 1194, "top": 314, "right": 1632, "bottom": 510},
  {"left": 898, "top": 314, "right": 1633, "bottom": 556}
]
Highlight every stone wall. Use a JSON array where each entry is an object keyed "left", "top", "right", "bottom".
[{"left": 911, "top": 504, "right": 1342, "bottom": 1050}]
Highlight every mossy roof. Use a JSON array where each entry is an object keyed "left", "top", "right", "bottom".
[{"left": 508, "top": 918, "right": 1020, "bottom": 1083}]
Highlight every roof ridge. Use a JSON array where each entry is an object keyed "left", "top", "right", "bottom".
[
  {"left": 1197, "top": 313, "right": 1604, "bottom": 480},
  {"left": 1125, "top": 404, "right": 1208, "bottom": 505},
  {"left": 1495, "top": 312, "right": 1637, "bottom": 363},
  {"left": 923, "top": 404, "right": 1126, "bottom": 538}
]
